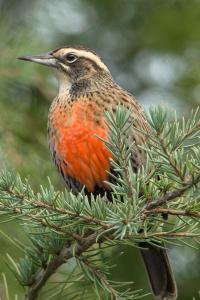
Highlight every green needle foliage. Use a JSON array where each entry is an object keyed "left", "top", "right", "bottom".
[{"left": 0, "top": 106, "right": 200, "bottom": 300}]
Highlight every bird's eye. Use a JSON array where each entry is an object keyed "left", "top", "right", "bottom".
[{"left": 65, "top": 53, "right": 78, "bottom": 63}]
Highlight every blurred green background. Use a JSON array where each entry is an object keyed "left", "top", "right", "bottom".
[{"left": 0, "top": 0, "right": 200, "bottom": 299}]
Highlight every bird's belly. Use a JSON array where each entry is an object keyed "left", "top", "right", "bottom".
[{"left": 50, "top": 120, "right": 112, "bottom": 192}]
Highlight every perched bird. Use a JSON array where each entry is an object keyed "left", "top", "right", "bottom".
[{"left": 18, "top": 46, "right": 177, "bottom": 300}]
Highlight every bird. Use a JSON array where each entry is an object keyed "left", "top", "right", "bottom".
[{"left": 18, "top": 45, "right": 177, "bottom": 300}]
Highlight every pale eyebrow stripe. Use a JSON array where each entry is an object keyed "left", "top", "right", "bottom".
[{"left": 57, "top": 48, "right": 109, "bottom": 72}]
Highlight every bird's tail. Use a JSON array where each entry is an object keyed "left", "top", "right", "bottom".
[{"left": 140, "top": 243, "right": 177, "bottom": 300}]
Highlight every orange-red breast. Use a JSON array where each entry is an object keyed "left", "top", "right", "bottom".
[{"left": 19, "top": 46, "right": 177, "bottom": 300}]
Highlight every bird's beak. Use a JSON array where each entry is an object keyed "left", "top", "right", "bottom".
[{"left": 18, "top": 52, "right": 57, "bottom": 67}]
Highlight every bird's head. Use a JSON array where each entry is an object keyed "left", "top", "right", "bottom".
[{"left": 18, "top": 46, "right": 111, "bottom": 92}]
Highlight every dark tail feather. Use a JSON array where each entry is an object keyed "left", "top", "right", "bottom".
[{"left": 140, "top": 243, "right": 177, "bottom": 300}]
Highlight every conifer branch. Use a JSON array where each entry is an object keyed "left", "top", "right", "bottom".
[{"left": 1, "top": 106, "right": 200, "bottom": 300}]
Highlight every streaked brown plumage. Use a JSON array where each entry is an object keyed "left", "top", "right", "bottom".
[{"left": 18, "top": 45, "right": 177, "bottom": 300}]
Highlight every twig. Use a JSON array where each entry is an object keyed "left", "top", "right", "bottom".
[
  {"left": 4, "top": 207, "right": 83, "bottom": 242},
  {"left": 173, "top": 119, "right": 200, "bottom": 151},
  {"left": 24, "top": 231, "right": 104, "bottom": 300},
  {"left": 146, "top": 207, "right": 200, "bottom": 218},
  {"left": 32, "top": 201, "right": 112, "bottom": 230},
  {"left": 144, "top": 173, "right": 200, "bottom": 210},
  {"left": 4, "top": 188, "right": 112, "bottom": 230},
  {"left": 82, "top": 258, "right": 120, "bottom": 299},
  {"left": 130, "top": 231, "right": 200, "bottom": 238},
  {"left": 157, "top": 130, "right": 185, "bottom": 181}
]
